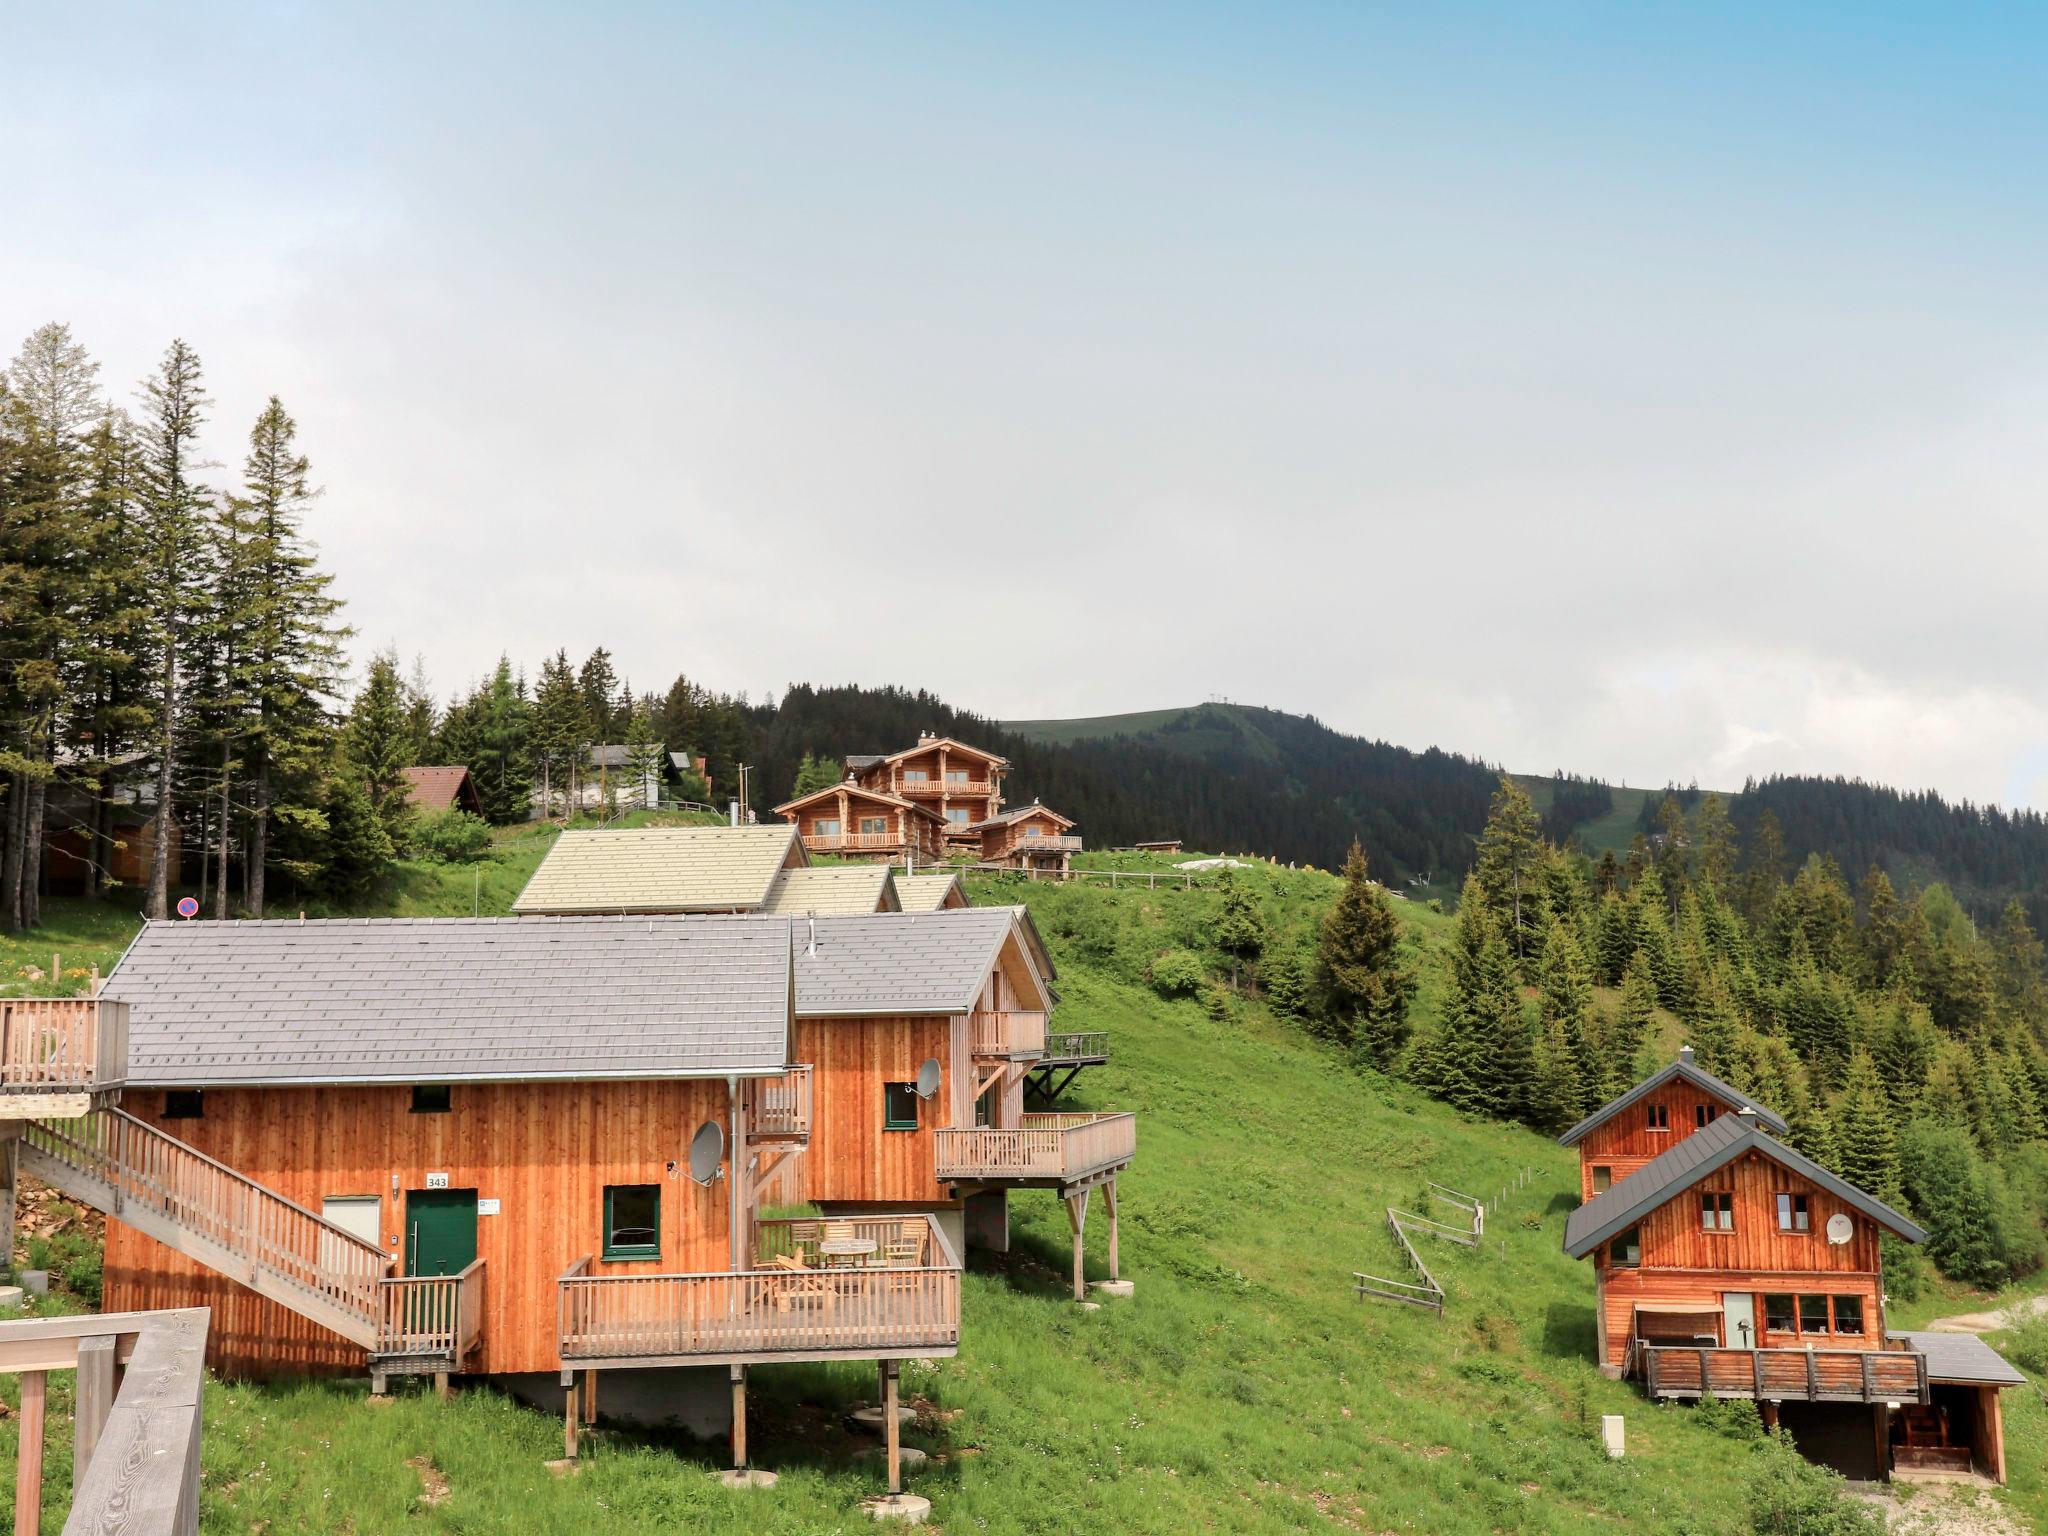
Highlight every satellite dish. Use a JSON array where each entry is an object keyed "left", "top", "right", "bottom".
[
  {"left": 1825, "top": 1213, "right": 1854, "bottom": 1246},
  {"left": 687, "top": 1120, "right": 726, "bottom": 1185},
  {"left": 914, "top": 1058, "right": 942, "bottom": 1099}
]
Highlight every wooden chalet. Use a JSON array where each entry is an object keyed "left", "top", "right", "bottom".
[
  {"left": 401, "top": 765, "right": 483, "bottom": 818},
  {"left": 774, "top": 781, "right": 948, "bottom": 863},
  {"left": 22, "top": 915, "right": 959, "bottom": 1491},
  {"left": 845, "top": 735, "right": 1009, "bottom": 850},
  {"left": 1562, "top": 1056, "right": 2021, "bottom": 1483},
  {"left": 964, "top": 801, "right": 1082, "bottom": 874}
]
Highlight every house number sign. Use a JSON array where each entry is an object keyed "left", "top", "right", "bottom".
[{"left": 426, "top": 1172, "right": 450, "bottom": 1189}]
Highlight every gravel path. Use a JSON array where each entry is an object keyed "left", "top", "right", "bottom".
[{"left": 1924, "top": 1294, "right": 2048, "bottom": 1335}]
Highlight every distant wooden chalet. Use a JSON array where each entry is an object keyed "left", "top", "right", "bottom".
[
  {"left": 965, "top": 801, "right": 1082, "bottom": 874},
  {"left": 844, "top": 735, "right": 1009, "bottom": 850},
  {"left": 24, "top": 914, "right": 959, "bottom": 1491},
  {"left": 1563, "top": 1052, "right": 2022, "bottom": 1483},
  {"left": 774, "top": 782, "right": 947, "bottom": 863},
  {"left": 401, "top": 766, "right": 483, "bottom": 818}
]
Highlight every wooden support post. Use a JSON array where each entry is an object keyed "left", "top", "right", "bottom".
[
  {"left": 75, "top": 1334, "right": 116, "bottom": 1484},
  {"left": 0, "top": 1139, "right": 17, "bottom": 1280},
  {"left": 731, "top": 1365, "right": 747, "bottom": 1469},
  {"left": 434, "top": 1371, "right": 451, "bottom": 1401},
  {"left": 15, "top": 1369, "right": 45, "bottom": 1536},
  {"left": 563, "top": 1373, "right": 581, "bottom": 1460},
  {"left": 1065, "top": 1188, "right": 1090, "bottom": 1301},
  {"left": 1104, "top": 1178, "right": 1120, "bottom": 1282},
  {"left": 584, "top": 1369, "right": 598, "bottom": 1424},
  {"left": 883, "top": 1360, "right": 902, "bottom": 1496},
  {"left": 1874, "top": 1403, "right": 1891, "bottom": 1482}
]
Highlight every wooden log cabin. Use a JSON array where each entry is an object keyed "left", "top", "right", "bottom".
[
  {"left": 775, "top": 782, "right": 949, "bottom": 863},
  {"left": 844, "top": 735, "right": 1009, "bottom": 851},
  {"left": 1561, "top": 1059, "right": 2020, "bottom": 1483},
  {"left": 963, "top": 801, "right": 1083, "bottom": 875},
  {"left": 54, "top": 915, "right": 960, "bottom": 1488}
]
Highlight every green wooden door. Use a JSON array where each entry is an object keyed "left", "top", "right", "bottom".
[{"left": 405, "top": 1189, "right": 478, "bottom": 1277}]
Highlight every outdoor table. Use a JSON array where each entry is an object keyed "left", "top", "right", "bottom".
[{"left": 819, "top": 1238, "right": 878, "bottom": 1267}]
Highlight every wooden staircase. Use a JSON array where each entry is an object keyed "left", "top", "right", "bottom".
[{"left": 20, "top": 1108, "right": 388, "bottom": 1348}]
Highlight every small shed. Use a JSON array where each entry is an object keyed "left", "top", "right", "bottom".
[
  {"left": 401, "top": 766, "right": 484, "bottom": 818},
  {"left": 1886, "top": 1331, "right": 2026, "bottom": 1484}
]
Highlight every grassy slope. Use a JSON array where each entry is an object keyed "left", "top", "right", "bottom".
[
  {"left": 1002, "top": 707, "right": 1202, "bottom": 745},
  {"left": 4, "top": 851, "right": 2046, "bottom": 1532},
  {"left": 1513, "top": 775, "right": 1661, "bottom": 859}
]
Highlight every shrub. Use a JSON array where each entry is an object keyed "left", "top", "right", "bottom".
[
  {"left": 1149, "top": 948, "right": 1207, "bottom": 997},
  {"left": 413, "top": 810, "right": 494, "bottom": 864},
  {"left": 1744, "top": 1431, "right": 1884, "bottom": 1535},
  {"left": 2004, "top": 1314, "right": 2048, "bottom": 1378},
  {"left": 1692, "top": 1394, "right": 1764, "bottom": 1441},
  {"left": 62, "top": 1249, "right": 102, "bottom": 1306}
]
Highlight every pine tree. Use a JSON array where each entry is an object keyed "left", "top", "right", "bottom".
[
  {"left": 1423, "top": 881, "right": 1535, "bottom": 1118},
  {"left": 624, "top": 696, "right": 664, "bottom": 810},
  {"left": 1215, "top": 874, "right": 1269, "bottom": 993},
  {"left": 345, "top": 651, "right": 414, "bottom": 845},
  {"left": 1473, "top": 775, "right": 1548, "bottom": 971},
  {"left": 1610, "top": 954, "right": 1659, "bottom": 1090},
  {"left": 402, "top": 655, "right": 439, "bottom": 764},
  {"left": 791, "top": 751, "right": 840, "bottom": 798},
  {"left": 1314, "top": 842, "right": 1415, "bottom": 1066},
  {"left": 1832, "top": 1050, "right": 1899, "bottom": 1202},
  {"left": 530, "top": 650, "right": 587, "bottom": 819},
  {"left": 1691, "top": 792, "right": 1738, "bottom": 891},
  {"left": 472, "top": 657, "right": 532, "bottom": 824},
  {"left": 578, "top": 647, "right": 619, "bottom": 744},
  {"left": 1992, "top": 897, "right": 2047, "bottom": 1022},
  {"left": 133, "top": 340, "right": 214, "bottom": 920},
  {"left": 1536, "top": 919, "right": 1600, "bottom": 1115},
  {"left": 319, "top": 774, "right": 392, "bottom": 901}
]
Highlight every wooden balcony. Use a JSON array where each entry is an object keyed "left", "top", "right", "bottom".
[
  {"left": 802, "top": 832, "right": 906, "bottom": 853},
  {"left": 971, "top": 1010, "right": 1047, "bottom": 1058},
  {"left": 1043, "top": 1030, "right": 1110, "bottom": 1063},
  {"left": 1013, "top": 835, "right": 1083, "bottom": 853},
  {"left": 558, "top": 1216, "right": 960, "bottom": 1369},
  {"left": 935, "top": 1112, "right": 1136, "bottom": 1188},
  {"left": 1638, "top": 1343, "right": 1929, "bottom": 1404},
  {"left": 0, "top": 999, "right": 127, "bottom": 1113},
  {"left": 372, "top": 1260, "right": 485, "bottom": 1375},
  {"left": 744, "top": 1064, "right": 812, "bottom": 1141},
  {"left": 897, "top": 778, "right": 992, "bottom": 798}
]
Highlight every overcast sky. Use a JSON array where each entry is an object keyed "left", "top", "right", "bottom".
[{"left": 8, "top": 3, "right": 2048, "bottom": 805}]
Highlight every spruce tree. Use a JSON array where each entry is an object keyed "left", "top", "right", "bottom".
[
  {"left": 530, "top": 650, "right": 587, "bottom": 819},
  {"left": 578, "top": 647, "right": 619, "bottom": 743},
  {"left": 1832, "top": 1050, "right": 1899, "bottom": 1202},
  {"left": 1473, "top": 775, "right": 1548, "bottom": 971},
  {"left": 1611, "top": 954, "right": 1659, "bottom": 1090},
  {"left": 472, "top": 657, "right": 532, "bottom": 824},
  {"left": 1418, "top": 879, "right": 1534, "bottom": 1118},
  {"left": 1691, "top": 792, "right": 1738, "bottom": 891},
  {"left": 345, "top": 651, "right": 414, "bottom": 845},
  {"left": 1314, "top": 841, "right": 1415, "bottom": 1066},
  {"left": 624, "top": 697, "right": 664, "bottom": 810},
  {"left": 319, "top": 774, "right": 393, "bottom": 902},
  {"left": 1215, "top": 873, "right": 1269, "bottom": 992},
  {"left": 791, "top": 751, "right": 840, "bottom": 798},
  {"left": 1536, "top": 918, "right": 1599, "bottom": 1114}
]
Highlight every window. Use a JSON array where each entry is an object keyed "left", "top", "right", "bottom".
[
  {"left": 1695, "top": 1103, "right": 1719, "bottom": 1128},
  {"left": 946, "top": 769, "right": 969, "bottom": 783},
  {"left": 1609, "top": 1227, "right": 1641, "bottom": 1267},
  {"left": 602, "top": 1185, "right": 661, "bottom": 1261},
  {"left": 813, "top": 818, "right": 841, "bottom": 837},
  {"left": 884, "top": 1082, "right": 919, "bottom": 1131},
  {"left": 164, "top": 1090, "right": 203, "bottom": 1120},
  {"left": 411, "top": 1085, "right": 451, "bottom": 1114},
  {"left": 1776, "top": 1193, "right": 1810, "bottom": 1232},
  {"left": 1798, "top": 1294, "right": 1831, "bottom": 1334},
  {"left": 903, "top": 770, "right": 928, "bottom": 782},
  {"left": 946, "top": 807, "right": 971, "bottom": 824},
  {"left": 1645, "top": 1103, "right": 1670, "bottom": 1131},
  {"left": 1022, "top": 825, "right": 1043, "bottom": 839},
  {"left": 1831, "top": 1295, "right": 1865, "bottom": 1335},
  {"left": 860, "top": 816, "right": 887, "bottom": 835},
  {"left": 1591, "top": 1166, "right": 1613, "bottom": 1194},
  {"left": 1699, "top": 1191, "right": 1734, "bottom": 1231},
  {"left": 1764, "top": 1294, "right": 1796, "bottom": 1333}
]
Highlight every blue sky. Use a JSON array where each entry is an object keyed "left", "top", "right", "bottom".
[{"left": 7, "top": 3, "right": 2048, "bottom": 804}]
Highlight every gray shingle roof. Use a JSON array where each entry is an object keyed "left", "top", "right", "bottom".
[
  {"left": 1563, "top": 1113, "right": 1928, "bottom": 1258},
  {"left": 1557, "top": 1048, "right": 1788, "bottom": 1145},
  {"left": 1887, "top": 1332, "right": 2028, "bottom": 1386},
  {"left": 105, "top": 916, "right": 794, "bottom": 1086},
  {"left": 792, "top": 908, "right": 1037, "bottom": 1016}
]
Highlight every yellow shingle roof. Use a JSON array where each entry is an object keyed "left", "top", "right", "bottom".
[
  {"left": 759, "top": 865, "right": 899, "bottom": 916},
  {"left": 894, "top": 872, "right": 966, "bottom": 912},
  {"left": 512, "top": 825, "right": 801, "bottom": 914}
]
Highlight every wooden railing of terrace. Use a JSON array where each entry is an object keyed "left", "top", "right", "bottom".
[
  {"left": 1638, "top": 1344, "right": 1929, "bottom": 1404},
  {"left": 802, "top": 832, "right": 906, "bottom": 853},
  {"left": 743, "top": 1065, "right": 813, "bottom": 1140},
  {"left": 897, "top": 779, "right": 992, "bottom": 798},
  {"left": 1012, "top": 835, "right": 1083, "bottom": 853},
  {"left": 970, "top": 1010, "right": 1047, "bottom": 1057},
  {"left": 1042, "top": 1030, "right": 1110, "bottom": 1062},
  {"left": 0, "top": 999, "right": 127, "bottom": 1096},
  {"left": 22, "top": 1109, "right": 388, "bottom": 1346},
  {"left": 558, "top": 1214, "right": 961, "bottom": 1367},
  {"left": 0, "top": 1306, "right": 209, "bottom": 1536},
  {"left": 934, "top": 1112, "right": 1136, "bottom": 1183},
  {"left": 374, "top": 1259, "right": 486, "bottom": 1366}
]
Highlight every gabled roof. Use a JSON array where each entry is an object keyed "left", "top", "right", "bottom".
[
  {"left": 401, "top": 765, "right": 481, "bottom": 817},
  {"left": 793, "top": 908, "right": 1047, "bottom": 1017},
  {"left": 589, "top": 743, "right": 664, "bottom": 770},
  {"left": 773, "top": 782, "right": 947, "bottom": 823},
  {"left": 512, "top": 825, "right": 803, "bottom": 914},
  {"left": 894, "top": 871, "right": 967, "bottom": 912},
  {"left": 1887, "top": 1332, "right": 2027, "bottom": 1387},
  {"left": 868, "top": 737, "right": 1009, "bottom": 771},
  {"left": 964, "top": 800, "right": 1075, "bottom": 834},
  {"left": 843, "top": 754, "right": 887, "bottom": 771},
  {"left": 1562, "top": 1113, "right": 1927, "bottom": 1258},
  {"left": 761, "top": 864, "right": 900, "bottom": 916},
  {"left": 104, "top": 916, "right": 794, "bottom": 1087},
  {"left": 1557, "top": 1047, "right": 1788, "bottom": 1145}
]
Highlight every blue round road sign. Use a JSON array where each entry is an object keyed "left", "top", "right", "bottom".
[{"left": 175, "top": 896, "right": 199, "bottom": 919}]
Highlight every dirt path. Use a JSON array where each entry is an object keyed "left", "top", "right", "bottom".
[
  {"left": 1853, "top": 1484, "right": 2028, "bottom": 1536},
  {"left": 1924, "top": 1294, "right": 2048, "bottom": 1335}
]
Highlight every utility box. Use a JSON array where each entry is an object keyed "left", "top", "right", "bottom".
[{"left": 1601, "top": 1415, "right": 1625, "bottom": 1459}]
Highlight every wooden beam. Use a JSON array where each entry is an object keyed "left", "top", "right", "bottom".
[
  {"left": 1065, "top": 1188, "right": 1089, "bottom": 1301},
  {"left": 883, "top": 1360, "right": 902, "bottom": 1496},
  {"left": 584, "top": 1369, "right": 598, "bottom": 1425},
  {"left": 75, "top": 1333, "right": 116, "bottom": 1484},
  {"left": 731, "top": 1364, "right": 748, "bottom": 1468},
  {"left": 1104, "top": 1178, "right": 1119, "bottom": 1282},
  {"left": 14, "top": 1369, "right": 45, "bottom": 1536},
  {"left": 563, "top": 1375, "right": 581, "bottom": 1460}
]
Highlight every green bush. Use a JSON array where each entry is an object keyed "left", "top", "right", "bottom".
[
  {"left": 62, "top": 1249, "right": 102, "bottom": 1306},
  {"left": 2004, "top": 1313, "right": 2048, "bottom": 1378},
  {"left": 1148, "top": 947, "right": 1207, "bottom": 996},
  {"left": 413, "top": 810, "right": 494, "bottom": 864},
  {"left": 1744, "top": 1431, "right": 1884, "bottom": 1534}
]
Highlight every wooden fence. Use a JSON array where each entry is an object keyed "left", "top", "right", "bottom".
[
  {"left": 934, "top": 1112, "right": 1136, "bottom": 1182},
  {"left": 1353, "top": 1185, "right": 1485, "bottom": 1315},
  {"left": 1042, "top": 1030, "right": 1110, "bottom": 1062},
  {"left": 0, "top": 1306, "right": 210, "bottom": 1536},
  {"left": 0, "top": 999, "right": 127, "bottom": 1092},
  {"left": 374, "top": 1259, "right": 486, "bottom": 1363},
  {"left": 959, "top": 865, "right": 1196, "bottom": 889}
]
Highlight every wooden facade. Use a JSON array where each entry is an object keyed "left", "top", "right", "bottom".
[
  {"left": 102, "top": 1079, "right": 737, "bottom": 1378},
  {"left": 976, "top": 805, "right": 1081, "bottom": 872},
  {"left": 775, "top": 783, "right": 947, "bottom": 862},
  {"left": 1575, "top": 1080, "right": 1751, "bottom": 1200},
  {"left": 848, "top": 737, "right": 1009, "bottom": 849}
]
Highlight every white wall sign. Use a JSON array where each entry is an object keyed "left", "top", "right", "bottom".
[
  {"left": 478, "top": 1198, "right": 500, "bottom": 1216},
  {"left": 426, "top": 1172, "right": 450, "bottom": 1190}
]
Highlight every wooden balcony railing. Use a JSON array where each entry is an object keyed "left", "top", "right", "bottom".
[
  {"left": 935, "top": 1112, "right": 1136, "bottom": 1183},
  {"left": 802, "top": 832, "right": 905, "bottom": 852},
  {"left": 1043, "top": 1030, "right": 1110, "bottom": 1062},
  {"left": 374, "top": 1259, "right": 486, "bottom": 1364},
  {"left": 744, "top": 1064, "right": 813, "bottom": 1140},
  {"left": 558, "top": 1216, "right": 961, "bottom": 1367},
  {"left": 971, "top": 1010, "right": 1047, "bottom": 1057},
  {"left": 897, "top": 778, "right": 991, "bottom": 798},
  {"left": 0, "top": 998, "right": 127, "bottom": 1096},
  {"left": 1012, "top": 835, "right": 1083, "bottom": 853},
  {"left": 0, "top": 1306, "right": 210, "bottom": 1536},
  {"left": 1638, "top": 1343, "right": 1928, "bottom": 1404},
  {"left": 754, "top": 1214, "right": 952, "bottom": 1271}
]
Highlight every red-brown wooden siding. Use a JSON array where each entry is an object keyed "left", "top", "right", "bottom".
[{"left": 1576, "top": 1083, "right": 1752, "bottom": 1199}]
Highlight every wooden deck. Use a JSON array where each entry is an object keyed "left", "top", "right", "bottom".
[
  {"left": 934, "top": 1112, "right": 1136, "bottom": 1187},
  {"left": 743, "top": 1064, "right": 813, "bottom": 1141},
  {"left": 1638, "top": 1343, "right": 1929, "bottom": 1404},
  {"left": 557, "top": 1215, "right": 962, "bottom": 1368},
  {"left": 0, "top": 999, "right": 127, "bottom": 1109},
  {"left": 1041, "top": 1030, "right": 1109, "bottom": 1063},
  {"left": 971, "top": 1010, "right": 1047, "bottom": 1058}
]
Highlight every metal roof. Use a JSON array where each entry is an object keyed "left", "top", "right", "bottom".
[
  {"left": 1562, "top": 1112, "right": 1929, "bottom": 1258},
  {"left": 792, "top": 908, "right": 1043, "bottom": 1016},
  {"left": 512, "top": 825, "right": 801, "bottom": 914},
  {"left": 1557, "top": 1048, "right": 1789, "bottom": 1145},
  {"left": 760, "top": 865, "right": 900, "bottom": 916},
  {"left": 105, "top": 915, "right": 794, "bottom": 1087},
  {"left": 1887, "top": 1332, "right": 2028, "bottom": 1387},
  {"left": 894, "top": 872, "right": 966, "bottom": 912}
]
